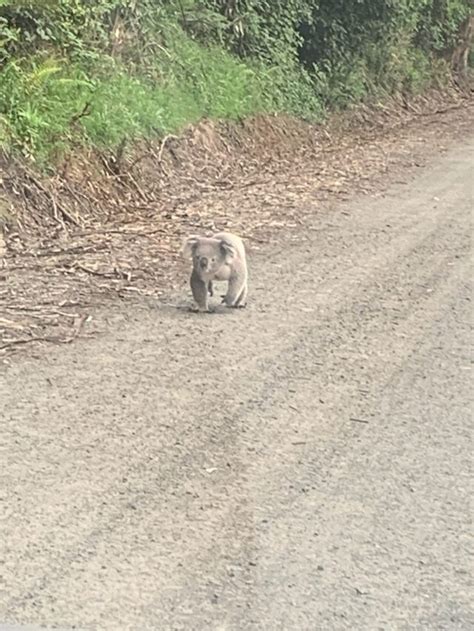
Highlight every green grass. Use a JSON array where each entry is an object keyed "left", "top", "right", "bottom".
[
  {"left": 0, "top": 23, "right": 323, "bottom": 166},
  {"left": 0, "top": 18, "right": 450, "bottom": 167}
]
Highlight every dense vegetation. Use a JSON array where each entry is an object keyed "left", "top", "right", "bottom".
[{"left": 0, "top": 0, "right": 471, "bottom": 165}]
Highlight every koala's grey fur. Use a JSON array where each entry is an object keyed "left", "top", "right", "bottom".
[{"left": 182, "top": 231, "right": 248, "bottom": 312}]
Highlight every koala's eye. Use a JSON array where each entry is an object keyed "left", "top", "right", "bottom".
[{"left": 211, "top": 257, "right": 216, "bottom": 262}]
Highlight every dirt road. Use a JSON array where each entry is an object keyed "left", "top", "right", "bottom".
[{"left": 1, "top": 136, "right": 473, "bottom": 630}]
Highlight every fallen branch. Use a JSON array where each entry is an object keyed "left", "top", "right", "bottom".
[
  {"left": 23, "top": 170, "right": 82, "bottom": 227},
  {"left": 75, "top": 263, "right": 116, "bottom": 277},
  {"left": 0, "top": 314, "right": 88, "bottom": 352}
]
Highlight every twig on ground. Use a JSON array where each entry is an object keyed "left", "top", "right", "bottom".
[{"left": 23, "top": 170, "right": 81, "bottom": 227}]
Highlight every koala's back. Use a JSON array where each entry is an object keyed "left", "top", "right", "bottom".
[{"left": 213, "top": 232, "right": 246, "bottom": 261}]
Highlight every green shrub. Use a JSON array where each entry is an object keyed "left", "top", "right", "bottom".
[
  {"left": 0, "top": 0, "right": 471, "bottom": 164},
  {"left": 0, "top": 28, "right": 311, "bottom": 163}
]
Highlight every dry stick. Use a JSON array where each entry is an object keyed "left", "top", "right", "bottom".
[
  {"left": 63, "top": 181, "right": 92, "bottom": 215},
  {"left": 0, "top": 337, "right": 49, "bottom": 351},
  {"left": 0, "top": 314, "right": 88, "bottom": 352},
  {"left": 128, "top": 152, "right": 151, "bottom": 171},
  {"left": 50, "top": 193, "right": 66, "bottom": 231},
  {"left": 75, "top": 263, "right": 116, "bottom": 278},
  {"left": 158, "top": 134, "right": 179, "bottom": 162},
  {"left": 24, "top": 171, "right": 81, "bottom": 227},
  {"left": 30, "top": 243, "right": 110, "bottom": 258},
  {"left": 416, "top": 102, "right": 469, "bottom": 117},
  {"left": 144, "top": 138, "right": 162, "bottom": 163},
  {"left": 100, "top": 157, "right": 149, "bottom": 203},
  {"left": 126, "top": 172, "right": 149, "bottom": 202}
]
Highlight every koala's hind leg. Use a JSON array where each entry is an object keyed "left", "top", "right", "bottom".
[
  {"left": 190, "top": 269, "right": 210, "bottom": 311},
  {"left": 235, "top": 282, "right": 248, "bottom": 308},
  {"left": 222, "top": 276, "right": 247, "bottom": 308}
]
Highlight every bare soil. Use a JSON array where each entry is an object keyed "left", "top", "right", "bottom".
[{"left": 0, "top": 125, "right": 472, "bottom": 630}]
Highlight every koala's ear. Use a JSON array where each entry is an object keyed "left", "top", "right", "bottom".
[
  {"left": 220, "top": 239, "right": 237, "bottom": 262},
  {"left": 182, "top": 235, "right": 200, "bottom": 258}
]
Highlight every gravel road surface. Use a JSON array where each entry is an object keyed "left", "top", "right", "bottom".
[{"left": 1, "top": 137, "right": 473, "bottom": 630}]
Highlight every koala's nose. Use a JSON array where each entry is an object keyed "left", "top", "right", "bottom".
[{"left": 200, "top": 257, "right": 208, "bottom": 269}]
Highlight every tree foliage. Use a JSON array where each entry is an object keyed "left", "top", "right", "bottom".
[
  {"left": 0, "top": 0, "right": 471, "bottom": 162},
  {"left": 1, "top": 0, "right": 471, "bottom": 67}
]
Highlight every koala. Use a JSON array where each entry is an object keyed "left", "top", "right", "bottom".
[{"left": 182, "top": 231, "right": 248, "bottom": 312}]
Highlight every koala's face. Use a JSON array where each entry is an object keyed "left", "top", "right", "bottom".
[{"left": 193, "top": 241, "right": 225, "bottom": 276}]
